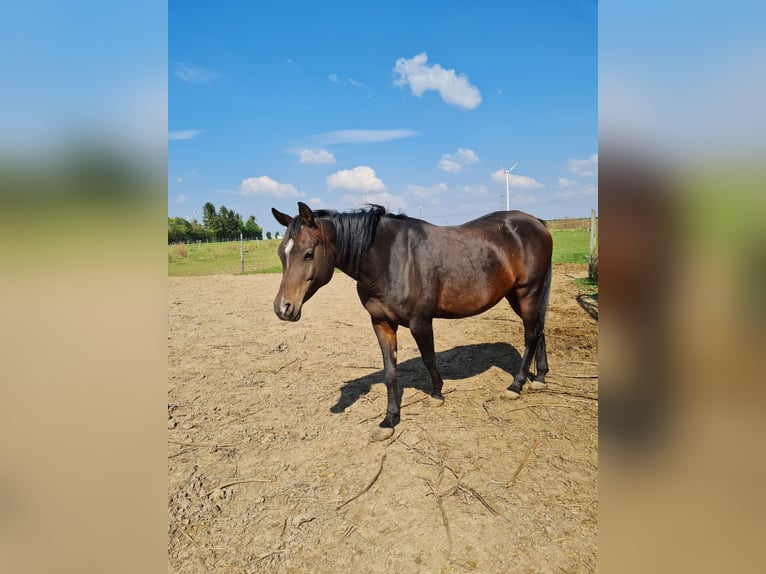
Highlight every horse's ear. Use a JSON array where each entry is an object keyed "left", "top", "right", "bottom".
[
  {"left": 272, "top": 207, "right": 293, "bottom": 227},
  {"left": 297, "top": 202, "right": 316, "bottom": 227}
]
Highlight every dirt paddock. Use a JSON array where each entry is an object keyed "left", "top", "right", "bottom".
[{"left": 168, "top": 264, "right": 598, "bottom": 573}]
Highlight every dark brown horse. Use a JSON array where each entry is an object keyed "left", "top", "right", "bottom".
[{"left": 272, "top": 202, "right": 553, "bottom": 441}]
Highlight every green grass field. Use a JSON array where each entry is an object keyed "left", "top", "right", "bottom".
[
  {"left": 168, "top": 239, "right": 283, "bottom": 277},
  {"left": 169, "top": 229, "right": 593, "bottom": 277},
  {"left": 550, "top": 228, "right": 593, "bottom": 264}
]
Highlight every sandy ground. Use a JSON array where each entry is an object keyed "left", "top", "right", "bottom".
[{"left": 168, "top": 264, "right": 598, "bottom": 573}]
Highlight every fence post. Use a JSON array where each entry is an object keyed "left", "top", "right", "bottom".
[
  {"left": 240, "top": 233, "right": 244, "bottom": 273},
  {"left": 588, "top": 209, "right": 598, "bottom": 280}
]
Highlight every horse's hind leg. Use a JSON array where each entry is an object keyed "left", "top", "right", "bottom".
[
  {"left": 410, "top": 317, "right": 446, "bottom": 407},
  {"left": 528, "top": 333, "right": 549, "bottom": 390},
  {"left": 503, "top": 290, "right": 544, "bottom": 399}
]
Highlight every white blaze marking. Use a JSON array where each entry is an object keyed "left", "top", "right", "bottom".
[{"left": 284, "top": 238, "right": 294, "bottom": 269}]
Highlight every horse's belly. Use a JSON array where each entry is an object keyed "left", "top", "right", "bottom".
[{"left": 434, "top": 280, "right": 507, "bottom": 318}]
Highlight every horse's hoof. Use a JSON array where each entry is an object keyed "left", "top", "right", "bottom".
[
  {"left": 428, "top": 395, "right": 445, "bottom": 407},
  {"left": 501, "top": 389, "right": 520, "bottom": 400},
  {"left": 370, "top": 427, "right": 395, "bottom": 441},
  {"left": 528, "top": 381, "right": 548, "bottom": 391}
]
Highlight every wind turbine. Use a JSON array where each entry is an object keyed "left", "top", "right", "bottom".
[{"left": 499, "top": 161, "right": 518, "bottom": 211}]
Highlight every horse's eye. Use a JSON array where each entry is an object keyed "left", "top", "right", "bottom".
[{"left": 304, "top": 250, "right": 314, "bottom": 261}]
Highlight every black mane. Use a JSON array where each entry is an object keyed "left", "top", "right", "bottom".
[
  {"left": 287, "top": 205, "right": 406, "bottom": 276},
  {"left": 323, "top": 205, "right": 395, "bottom": 275}
]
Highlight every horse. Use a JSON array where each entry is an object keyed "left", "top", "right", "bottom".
[{"left": 272, "top": 202, "right": 553, "bottom": 441}]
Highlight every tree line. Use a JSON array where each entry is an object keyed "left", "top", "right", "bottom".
[{"left": 168, "top": 202, "right": 268, "bottom": 243}]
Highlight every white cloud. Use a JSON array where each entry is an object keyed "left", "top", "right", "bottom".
[
  {"left": 343, "top": 192, "right": 407, "bottom": 213},
  {"left": 555, "top": 184, "right": 598, "bottom": 201},
  {"left": 174, "top": 63, "right": 218, "bottom": 83},
  {"left": 438, "top": 158, "right": 461, "bottom": 173},
  {"left": 306, "top": 196, "right": 328, "bottom": 209},
  {"left": 168, "top": 129, "right": 203, "bottom": 141},
  {"left": 176, "top": 194, "right": 187, "bottom": 204},
  {"left": 455, "top": 148, "right": 478, "bottom": 164},
  {"left": 238, "top": 176, "right": 305, "bottom": 198},
  {"left": 406, "top": 182, "right": 449, "bottom": 199},
  {"left": 510, "top": 175, "right": 544, "bottom": 189},
  {"left": 490, "top": 170, "right": 544, "bottom": 189},
  {"left": 513, "top": 193, "right": 545, "bottom": 206},
  {"left": 312, "top": 129, "right": 417, "bottom": 145},
  {"left": 438, "top": 148, "right": 479, "bottom": 172},
  {"left": 297, "top": 148, "right": 336, "bottom": 164},
  {"left": 490, "top": 170, "right": 507, "bottom": 183},
  {"left": 558, "top": 177, "right": 576, "bottom": 187},
  {"left": 175, "top": 176, "right": 183, "bottom": 184},
  {"left": 406, "top": 182, "right": 486, "bottom": 205},
  {"left": 327, "top": 166, "right": 386, "bottom": 193},
  {"left": 393, "top": 52, "right": 482, "bottom": 110},
  {"left": 567, "top": 153, "right": 598, "bottom": 177},
  {"left": 329, "top": 74, "right": 364, "bottom": 87},
  {"left": 456, "top": 184, "right": 488, "bottom": 197}
]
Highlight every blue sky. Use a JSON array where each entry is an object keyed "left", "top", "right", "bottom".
[{"left": 169, "top": 1, "right": 597, "bottom": 232}]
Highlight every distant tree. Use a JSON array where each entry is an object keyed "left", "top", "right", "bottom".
[
  {"left": 243, "top": 215, "right": 263, "bottom": 240},
  {"left": 197, "top": 203, "right": 266, "bottom": 241},
  {"left": 217, "top": 205, "right": 243, "bottom": 239},
  {"left": 266, "top": 231, "right": 272, "bottom": 240},
  {"left": 202, "top": 202, "right": 216, "bottom": 227},
  {"left": 202, "top": 202, "right": 221, "bottom": 240},
  {"left": 200, "top": 202, "right": 249, "bottom": 240},
  {"left": 275, "top": 231, "right": 280, "bottom": 239},
  {"left": 168, "top": 217, "right": 192, "bottom": 243},
  {"left": 188, "top": 219, "right": 206, "bottom": 242}
]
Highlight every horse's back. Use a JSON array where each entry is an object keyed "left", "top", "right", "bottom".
[
  {"left": 462, "top": 210, "right": 549, "bottom": 241},
  {"left": 406, "top": 211, "right": 552, "bottom": 317},
  {"left": 459, "top": 210, "right": 552, "bottom": 270}
]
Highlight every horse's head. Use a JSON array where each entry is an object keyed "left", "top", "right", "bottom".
[{"left": 271, "top": 202, "right": 336, "bottom": 321}]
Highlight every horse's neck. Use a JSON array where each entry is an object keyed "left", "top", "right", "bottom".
[
  {"left": 326, "top": 216, "right": 375, "bottom": 282},
  {"left": 337, "top": 217, "right": 397, "bottom": 285}
]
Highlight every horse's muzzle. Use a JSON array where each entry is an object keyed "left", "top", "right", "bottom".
[{"left": 274, "top": 299, "right": 301, "bottom": 322}]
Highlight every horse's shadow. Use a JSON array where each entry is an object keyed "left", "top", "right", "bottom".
[
  {"left": 329, "top": 342, "right": 522, "bottom": 414},
  {"left": 577, "top": 293, "right": 598, "bottom": 321}
]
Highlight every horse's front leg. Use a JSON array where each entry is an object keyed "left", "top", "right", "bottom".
[{"left": 370, "top": 319, "right": 399, "bottom": 441}]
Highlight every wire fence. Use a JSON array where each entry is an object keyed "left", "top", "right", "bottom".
[
  {"left": 545, "top": 217, "right": 594, "bottom": 231},
  {"left": 549, "top": 213, "right": 598, "bottom": 268},
  {"left": 169, "top": 214, "right": 599, "bottom": 275}
]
